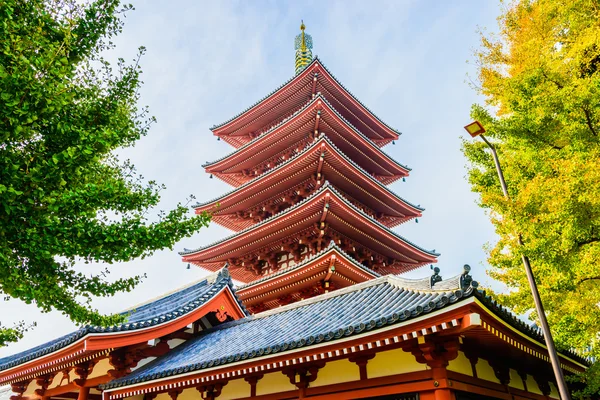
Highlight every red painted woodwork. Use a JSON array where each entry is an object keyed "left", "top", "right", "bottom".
[
  {"left": 188, "top": 55, "right": 432, "bottom": 312},
  {"left": 0, "top": 288, "right": 246, "bottom": 385},
  {"left": 197, "top": 138, "right": 421, "bottom": 231},
  {"left": 212, "top": 59, "right": 399, "bottom": 147},
  {"left": 237, "top": 247, "right": 377, "bottom": 311},
  {"left": 184, "top": 186, "right": 436, "bottom": 282},
  {"left": 206, "top": 96, "right": 408, "bottom": 187}
]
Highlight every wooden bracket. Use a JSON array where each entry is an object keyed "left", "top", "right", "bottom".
[
  {"left": 244, "top": 374, "right": 263, "bottom": 397},
  {"left": 349, "top": 354, "right": 375, "bottom": 380},
  {"left": 167, "top": 389, "right": 182, "bottom": 400},
  {"left": 10, "top": 379, "right": 31, "bottom": 400},
  {"left": 34, "top": 372, "right": 56, "bottom": 397},
  {"left": 195, "top": 381, "right": 227, "bottom": 400}
]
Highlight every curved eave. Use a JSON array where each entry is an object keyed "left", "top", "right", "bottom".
[
  {"left": 182, "top": 184, "right": 438, "bottom": 281},
  {"left": 211, "top": 58, "right": 399, "bottom": 145},
  {"left": 194, "top": 137, "right": 423, "bottom": 231},
  {"left": 212, "top": 58, "right": 319, "bottom": 136},
  {"left": 0, "top": 277, "right": 247, "bottom": 384},
  {"left": 101, "top": 292, "right": 587, "bottom": 396},
  {"left": 204, "top": 94, "right": 410, "bottom": 186},
  {"left": 237, "top": 242, "right": 379, "bottom": 300}
]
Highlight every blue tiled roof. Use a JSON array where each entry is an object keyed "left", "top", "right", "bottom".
[
  {"left": 0, "top": 268, "right": 247, "bottom": 372},
  {"left": 103, "top": 271, "right": 590, "bottom": 391},
  {"left": 103, "top": 274, "right": 477, "bottom": 389}
]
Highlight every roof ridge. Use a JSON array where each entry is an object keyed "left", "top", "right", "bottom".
[
  {"left": 184, "top": 180, "right": 333, "bottom": 255},
  {"left": 204, "top": 96, "right": 317, "bottom": 168},
  {"left": 193, "top": 135, "right": 321, "bottom": 209},
  {"left": 120, "top": 267, "right": 233, "bottom": 317},
  {"left": 314, "top": 57, "right": 400, "bottom": 136},
  {"left": 211, "top": 58, "right": 320, "bottom": 131},
  {"left": 212, "top": 271, "right": 473, "bottom": 324},
  {"left": 316, "top": 133, "right": 422, "bottom": 212},
  {"left": 0, "top": 268, "right": 245, "bottom": 373},
  {"left": 323, "top": 184, "right": 437, "bottom": 256},
  {"left": 210, "top": 58, "right": 400, "bottom": 138}
]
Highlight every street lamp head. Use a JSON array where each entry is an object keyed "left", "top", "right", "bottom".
[{"left": 464, "top": 121, "right": 486, "bottom": 137}]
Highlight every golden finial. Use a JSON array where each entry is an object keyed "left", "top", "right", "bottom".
[
  {"left": 300, "top": 20, "right": 307, "bottom": 51},
  {"left": 294, "top": 20, "right": 313, "bottom": 75}
]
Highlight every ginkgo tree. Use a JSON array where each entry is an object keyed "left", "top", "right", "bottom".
[
  {"left": 0, "top": 0, "right": 210, "bottom": 346},
  {"left": 463, "top": 0, "right": 600, "bottom": 396}
]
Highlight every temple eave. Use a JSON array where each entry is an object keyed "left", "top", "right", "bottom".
[
  {"left": 212, "top": 59, "right": 399, "bottom": 145},
  {"left": 204, "top": 94, "right": 410, "bottom": 185},
  {"left": 182, "top": 185, "right": 437, "bottom": 283},
  {"left": 194, "top": 138, "right": 422, "bottom": 232}
]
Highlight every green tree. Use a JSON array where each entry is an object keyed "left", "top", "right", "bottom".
[
  {"left": 0, "top": 0, "right": 210, "bottom": 346},
  {"left": 463, "top": 0, "right": 600, "bottom": 395}
]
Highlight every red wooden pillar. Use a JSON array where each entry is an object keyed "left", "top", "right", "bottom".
[
  {"left": 403, "top": 337, "right": 459, "bottom": 400},
  {"left": 431, "top": 366, "right": 455, "bottom": 400},
  {"left": 77, "top": 386, "right": 90, "bottom": 400}
]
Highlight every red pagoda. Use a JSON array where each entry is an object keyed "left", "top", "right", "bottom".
[
  {"left": 0, "top": 23, "right": 588, "bottom": 400},
  {"left": 181, "top": 31, "right": 438, "bottom": 311}
]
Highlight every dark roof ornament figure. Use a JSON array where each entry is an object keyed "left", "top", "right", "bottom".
[
  {"left": 430, "top": 266, "right": 442, "bottom": 287},
  {"left": 460, "top": 264, "right": 478, "bottom": 291}
]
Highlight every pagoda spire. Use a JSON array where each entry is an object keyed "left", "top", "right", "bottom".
[{"left": 294, "top": 21, "right": 313, "bottom": 74}]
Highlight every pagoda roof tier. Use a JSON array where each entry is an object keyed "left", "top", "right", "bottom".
[
  {"left": 182, "top": 183, "right": 438, "bottom": 282},
  {"left": 237, "top": 242, "right": 380, "bottom": 310},
  {"left": 102, "top": 272, "right": 587, "bottom": 395},
  {"left": 0, "top": 269, "right": 247, "bottom": 385},
  {"left": 194, "top": 136, "right": 423, "bottom": 231},
  {"left": 211, "top": 58, "right": 399, "bottom": 147},
  {"left": 204, "top": 95, "right": 409, "bottom": 187}
]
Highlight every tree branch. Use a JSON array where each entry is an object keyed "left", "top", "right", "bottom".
[
  {"left": 583, "top": 107, "right": 598, "bottom": 137},
  {"left": 576, "top": 276, "right": 600, "bottom": 286},
  {"left": 577, "top": 238, "right": 600, "bottom": 248}
]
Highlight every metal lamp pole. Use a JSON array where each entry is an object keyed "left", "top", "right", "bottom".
[{"left": 464, "top": 121, "right": 571, "bottom": 399}]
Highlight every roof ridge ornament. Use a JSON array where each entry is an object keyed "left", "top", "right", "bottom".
[
  {"left": 460, "top": 264, "right": 478, "bottom": 291},
  {"left": 430, "top": 266, "right": 442, "bottom": 287},
  {"left": 294, "top": 21, "right": 313, "bottom": 75}
]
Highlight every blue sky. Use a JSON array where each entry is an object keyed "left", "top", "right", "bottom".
[{"left": 1, "top": 1, "right": 502, "bottom": 357}]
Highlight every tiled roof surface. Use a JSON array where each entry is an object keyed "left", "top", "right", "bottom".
[
  {"left": 211, "top": 57, "right": 400, "bottom": 136},
  {"left": 103, "top": 274, "right": 476, "bottom": 389},
  {"left": 193, "top": 134, "right": 419, "bottom": 212},
  {"left": 183, "top": 182, "right": 437, "bottom": 258},
  {"left": 0, "top": 269, "right": 246, "bottom": 372},
  {"left": 204, "top": 94, "right": 410, "bottom": 172},
  {"left": 103, "top": 270, "right": 589, "bottom": 391}
]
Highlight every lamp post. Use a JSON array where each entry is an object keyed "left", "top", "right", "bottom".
[{"left": 464, "top": 121, "right": 571, "bottom": 399}]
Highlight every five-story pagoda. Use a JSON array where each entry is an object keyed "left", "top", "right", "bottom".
[{"left": 181, "top": 23, "right": 439, "bottom": 313}]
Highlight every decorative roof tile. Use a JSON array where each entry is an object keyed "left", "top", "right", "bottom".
[
  {"left": 102, "top": 268, "right": 590, "bottom": 391},
  {"left": 0, "top": 268, "right": 246, "bottom": 372}
]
